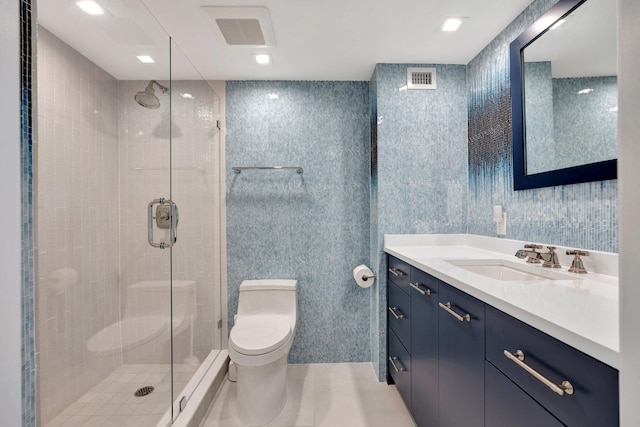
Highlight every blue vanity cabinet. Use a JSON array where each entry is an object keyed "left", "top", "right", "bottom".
[
  {"left": 409, "top": 269, "right": 439, "bottom": 427},
  {"left": 438, "top": 281, "right": 485, "bottom": 427},
  {"left": 486, "top": 361, "right": 565, "bottom": 427},
  {"left": 486, "top": 305, "right": 619, "bottom": 427}
]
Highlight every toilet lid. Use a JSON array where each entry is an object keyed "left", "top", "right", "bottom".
[{"left": 230, "top": 315, "right": 292, "bottom": 356}]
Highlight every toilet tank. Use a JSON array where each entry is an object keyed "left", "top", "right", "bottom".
[
  {"left": 125, "top": 280, "right": 196, "bottom": 320},
  {"left": 237, "top": 280, "right": 297, "bottom": 321}
]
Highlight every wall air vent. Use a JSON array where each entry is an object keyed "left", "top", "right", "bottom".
[{"left": 407, "top": 67, "right": 437, "bottom": 90}]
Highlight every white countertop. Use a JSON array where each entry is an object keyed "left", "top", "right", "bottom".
[{"left": 384, "top": 234, "right": 620, "bottom": 369}]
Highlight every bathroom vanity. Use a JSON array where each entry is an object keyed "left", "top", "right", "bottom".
[{"left": 384, "top": 234, "right": 619, "bottom": 427}]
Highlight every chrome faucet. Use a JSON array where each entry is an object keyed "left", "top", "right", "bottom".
[
  {"left": 515, "top": 244, "right": 543, "bottom": 263},
  {"left": 515, "top": 245, "right": 561, "bottom": 267},
  {"left": 539, "top": 246, "right": 561, "bottom": 268},
  {"left": 567, "top": 250, "right": 589, "bottom": 273}
]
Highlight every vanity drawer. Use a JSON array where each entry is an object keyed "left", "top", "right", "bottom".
[
  {"left": 389, "top": 282, "right": 411, "bottom": 351},
  {"left": 388, "top": 256, "right": 411, "bottom": 294},
  {"left": 388, "top": 329, "right": 411, "bottom": 409},
  {"left": 486, "top": 361, "right": 565, "bottom": 427},
  {"left": 486, "top": 305, "right": 619, "bottom": 427}
]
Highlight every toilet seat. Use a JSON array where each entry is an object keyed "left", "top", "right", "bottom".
[{"left": 230, "top": 315, "right": 291, "bottom": 356}]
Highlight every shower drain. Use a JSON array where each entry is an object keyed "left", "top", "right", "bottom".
[{"left": 134, "top": 386, "right": 155, "bottom": 397}]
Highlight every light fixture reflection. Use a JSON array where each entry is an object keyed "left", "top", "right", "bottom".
[{"left": 550, "top": 19, "right": 566, "bottom": 30}]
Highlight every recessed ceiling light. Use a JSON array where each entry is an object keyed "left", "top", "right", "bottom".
[
  {"left": 441, "top": 18, "right": 464, "bottom": 32},
  {"left": 550, "top": 19, "right": 566, "bottom": 30},
  {"left": 76, "top": 1, "right": 104, "bottom": 15},
  {"left": 137, "top": 55, "right": 155, "bottom": 64},
  {"left": 255, "top": 54, "right": 272, "bottom": 64}
]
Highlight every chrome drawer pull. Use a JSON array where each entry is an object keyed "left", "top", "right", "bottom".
[
  {"left": 388, "top": 356, "right": 405, "bottom": 373},
  {"left": 410, "top": 282, "right": 431, "bottom": 296},
  {"left": 388, "top": 268, "right": 405, "bottom": 277},
  {"left": 388, "top": 306, "right": 405, "bottom": 320},
  {"left": 438, "top": 302, "right": 470, "bottom": 322},
  {"left": 503, "top": 349, "right": 574, "bottom": 396}
]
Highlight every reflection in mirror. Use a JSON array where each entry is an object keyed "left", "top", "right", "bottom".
[
  {"left": 523, "top": 0, "right": 617, "bottom": 175},
  {"left": 510, "top": 0, "right": 617, "bottom": 190}
]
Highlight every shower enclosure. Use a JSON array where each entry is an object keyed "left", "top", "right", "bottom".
[{"left": 35, "top": 1, "right": 224, "bottom": 425}]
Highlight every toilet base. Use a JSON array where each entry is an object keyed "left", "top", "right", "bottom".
[{"left": 236, "top": 357, "right": 288, "bottom": 426}]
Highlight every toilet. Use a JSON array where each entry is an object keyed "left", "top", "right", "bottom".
[
  {"left": 228, "top": 279, "right": 298, "bottom": 426},
  {"left": 87, "top": 280, "right": 196, "bottom": 363}
]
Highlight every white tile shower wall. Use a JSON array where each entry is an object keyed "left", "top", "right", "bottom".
[
  {"left": 36, "top": 27, "right": 121, "bottom": 425},
  {"left": 225, "top": 81, "right": 371, "bottom": 363},
  {"left": 370, "top": 63, "right": 469, "bottom": 379},
  {"left": 117, "top": 80, "right": 221, "bottom": 365},
  {"left": 466, "top": 0, "right": 618, "bottom": 253}
]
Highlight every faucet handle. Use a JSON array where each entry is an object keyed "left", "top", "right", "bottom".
[
  {"left": 524, "top": 244, "right": 543, "bottom": 250},
  {"left": 566, "top": 250, "right": 589, "bottom": 257},
  {"left": 566, "top": 250, "right": 589, "bottom": 273}
]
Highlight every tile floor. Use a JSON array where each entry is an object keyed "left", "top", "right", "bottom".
[
  {"left": 200, "top": 363, "right": 416, "bottom": 427},
  {"left": 44, "top": 363, "right": 197, "bottom": 427}
]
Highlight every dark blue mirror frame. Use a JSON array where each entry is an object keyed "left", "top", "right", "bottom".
[{"left": 510, "top": 0, "right": 617, "bottom": 191}]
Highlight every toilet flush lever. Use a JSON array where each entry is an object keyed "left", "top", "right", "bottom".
[{"left": 148, "top": 198, "right": 178, "bottom": 249}]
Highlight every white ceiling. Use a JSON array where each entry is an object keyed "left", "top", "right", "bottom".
[{"left": 38, "top": 0, "right": 536, "bottom": 81}]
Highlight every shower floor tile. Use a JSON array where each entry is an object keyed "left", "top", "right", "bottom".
[
  {"left": 45, "top": 363, "right": 197, "bottom": 427},
  {"left": 200, "top": 363, "right": 416, "bottom": 427}
]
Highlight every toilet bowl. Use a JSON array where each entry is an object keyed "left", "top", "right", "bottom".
[
  {"left": 87, "top": 280, "right": 196, "bottom": 363},
  {"left": 228, "top": 279, "right": 297, "bottom": 426}
]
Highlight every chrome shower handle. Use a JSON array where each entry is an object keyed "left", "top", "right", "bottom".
[{"left": 148, "top": 198, "right": 178, "bottom": 249}]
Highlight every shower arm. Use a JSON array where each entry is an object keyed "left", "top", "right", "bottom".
[{"left": 148, "top": 80, "right": 169, "bottom": 95}]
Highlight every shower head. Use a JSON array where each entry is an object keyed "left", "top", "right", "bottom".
[{"left": 134, "top": 80, "right": 169, "bottom": 109}]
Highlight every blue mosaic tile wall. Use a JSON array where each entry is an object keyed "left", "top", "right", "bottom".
[
  {"left": 20, "top": 0, "right": 37, "bottom": 425},
  {"left": 467, "top": 0, "right": 618, "bottom": 253},
  {"left": 553, "top": 76, "right": 618, "bottom": 167},
  {"left": 225, "top": 81, "right": 371, "bottom": 363},
  {"left": 372, "top": 63, "right": 469, "bottom": 378}
]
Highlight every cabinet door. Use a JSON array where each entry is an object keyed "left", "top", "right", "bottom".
[
  {"left": 438, "top": 282, "right": 485, "bottom": 427},
  {"left": 486, "top": 361, "right": 566, "bottom": 427},
  {"left": 410, "top": 268, "right": 439, "bottom": 427}
]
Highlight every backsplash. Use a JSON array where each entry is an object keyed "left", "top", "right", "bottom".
[
  {"left": 466, "top": 0, "right": 618, "bottom": 253},
  {"left": 225, "top": 81, "right": 371, "bottom": 363}
]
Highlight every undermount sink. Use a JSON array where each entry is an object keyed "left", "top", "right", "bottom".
[{"left": 445, "top": 259, "right": 579, "bottom": 282}]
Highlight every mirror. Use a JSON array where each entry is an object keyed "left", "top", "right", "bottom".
[{"left": 510, "top": 0, "right": 617, "bottom": 190}]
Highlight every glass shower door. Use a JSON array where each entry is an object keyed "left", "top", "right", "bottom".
[{"left": 167, "top": 38, "right": 222, "bottom": 423}]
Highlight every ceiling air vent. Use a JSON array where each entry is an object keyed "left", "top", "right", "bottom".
[
  {"left": 407, "top": 67, "right": 437, "bottom": 90},
  {"left": 215, "top": 19, "right": 266, "bottom": 45},
  {"left": 201, "top": 7, "right": 277, "bottom": 47}
]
